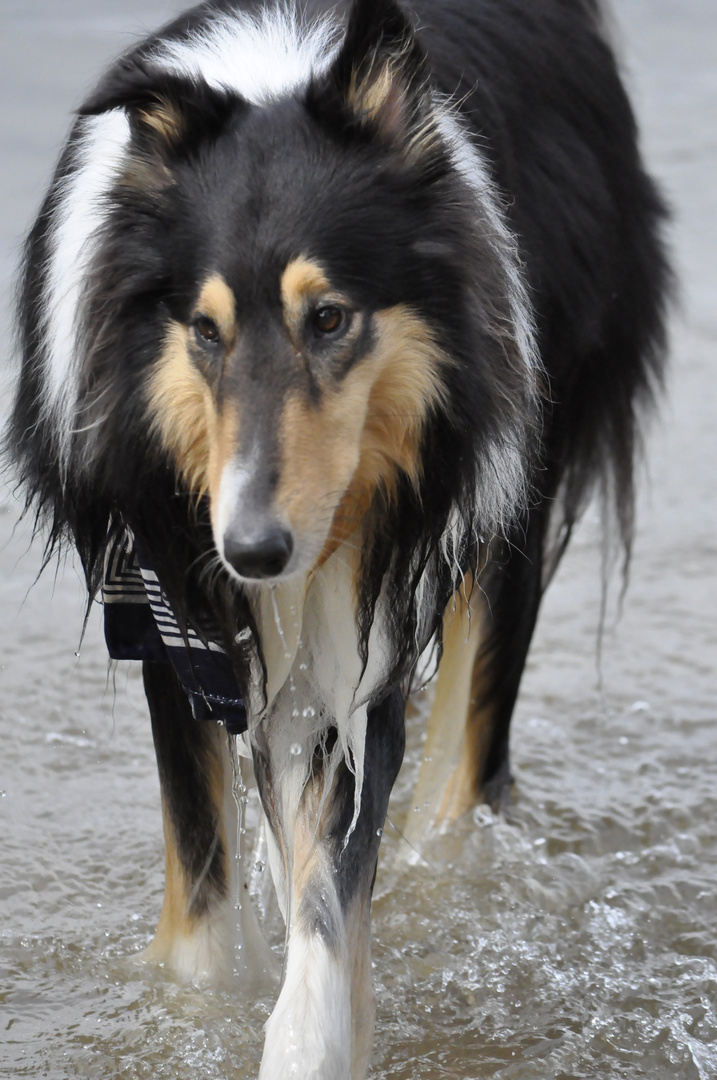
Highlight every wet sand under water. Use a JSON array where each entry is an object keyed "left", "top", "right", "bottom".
[{"left": 1, "top": 1, "right": 716, "bottom": 1077}]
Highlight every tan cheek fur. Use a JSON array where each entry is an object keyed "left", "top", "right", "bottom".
[
  {"left": 278, "top": 256, "right": 376, "bottom": 544},
  {"left": 307, "top": 305, "right": 449, "bottom": 562},
  {"left": 356, "top": 305, "right": 448, "bottom": 496},
  {"left": 277, "top": 365, "right": 377, "bottom": 544},
  {"left": 147, "top": 278, "right": 239, "bottom": 506}
]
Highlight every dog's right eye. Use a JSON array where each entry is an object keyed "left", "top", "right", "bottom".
[{"left": 193, "top": 316, "right": 221, "bottom": 348}]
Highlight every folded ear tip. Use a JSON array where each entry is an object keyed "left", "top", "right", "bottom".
[
  {"left": 344, "top": 0, "right": 417, "bottom": 49},
  {"left": 79, "top": 55, "right": 153, "bottom": 117}
]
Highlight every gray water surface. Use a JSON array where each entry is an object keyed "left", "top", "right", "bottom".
[{"left": 1, "top": 1, "right": 716, "bottom": 1077}]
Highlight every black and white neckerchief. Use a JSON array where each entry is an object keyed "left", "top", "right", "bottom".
[{"left": 102, "top": 526, "right": 248, "bottom": 734}]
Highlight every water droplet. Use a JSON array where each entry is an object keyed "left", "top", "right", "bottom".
[
  {"left": 291, "top": 708, "right": 300, "bottom": 718},
  {"left": 299, "top": 662, "right": 308, "bottom": 671},
  {"left": 254, "top": 860, "right": 265, "bottom": 872},
  {"left": 290, "top": 743, "right": 302, "bottom": 756},
  {"left": 74, "top": 651, "right": 81, "bottom": 658},
  {"left": 376, "top": 828, "right": 383, "bottom": 837},
  {"left": 284, "top": 651, "right": 292, "bottom": 659}
]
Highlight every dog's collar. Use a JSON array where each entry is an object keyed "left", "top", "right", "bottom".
[{"left": 102, "top": 526, "right": 247, "bottom": 735}]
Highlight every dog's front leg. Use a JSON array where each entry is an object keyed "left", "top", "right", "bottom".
[
  {"left": 141, "top": 660, "right": 239, "bottom": 983},
  {"left": 255, "top": 687, "right": 405, "bottom": 1080}
]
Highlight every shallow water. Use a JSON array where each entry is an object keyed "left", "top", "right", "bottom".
[{"left": 1, "top": 1, "right": 716, "bottom": 1077}]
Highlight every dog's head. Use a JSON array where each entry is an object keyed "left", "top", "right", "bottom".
[{"left": 13, "top": 0, "right": 537, "bottom": 598}]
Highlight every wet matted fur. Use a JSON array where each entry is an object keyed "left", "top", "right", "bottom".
[{"left": 5, "top": 0, "right": 669, "bottom": 1076}]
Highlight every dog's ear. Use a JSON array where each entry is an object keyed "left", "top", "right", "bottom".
[
  {"left": 81, "top": 60, "right": 238, "bottom": 157},
  {"left": 308, "top": 0, "right": 438, "bottom": 159}
]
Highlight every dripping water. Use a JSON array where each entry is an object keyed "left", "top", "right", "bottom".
[
  {"left": 226, "top": 730, "right": 278, "bottom": 987},
  {"left": 270, "top": 587, "right": 293, "bottom": 662},
  {"left": 227, "top": 731, "right": 248, "bottom": 973}
]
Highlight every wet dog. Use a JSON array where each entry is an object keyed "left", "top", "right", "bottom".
[{"left": 6, "top": 0, "right": 669, "bottom": 1075}]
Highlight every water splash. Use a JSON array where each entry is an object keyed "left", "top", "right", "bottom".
[{"left": 227, "top": 732, "right": 278, "bottom": 988}]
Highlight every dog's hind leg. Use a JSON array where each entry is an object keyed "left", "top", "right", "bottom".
[
  {"left": 466, "top": 509, "right": 551, "bottom": 811},
  {"left": 404, "top": 575, "right": 486, "bottom": 844},
  {"left": 140, "top": 660, "right": 240, "bottom": 984},
  {"left": 406, "top": 510, "right": 549, "bottom": 840},
  {"left": 255, "top": 688, "right": 405, "bottom": 1080}
]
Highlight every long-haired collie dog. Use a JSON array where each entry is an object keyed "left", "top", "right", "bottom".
[{"left": 6, "top": 0, "right": 669, "bottom": 1075}]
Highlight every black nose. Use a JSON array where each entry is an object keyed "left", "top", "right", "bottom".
[{"left": 223, "top": 525, "right": 294, "bottom": 579}]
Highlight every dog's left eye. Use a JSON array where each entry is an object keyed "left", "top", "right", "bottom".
[
  {"left": 311, "top": 305, "right": 347, "bottom": 338},
  {"left": 193, "top": 316, "right": 221, "bottom": 348}
]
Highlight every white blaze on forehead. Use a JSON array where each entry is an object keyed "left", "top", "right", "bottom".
[
  {"left": 42, "top": 109, "right": 131, "bottom": 463},
  {"left": 150, "top": 6, "right": 342, "bottom": 104}
]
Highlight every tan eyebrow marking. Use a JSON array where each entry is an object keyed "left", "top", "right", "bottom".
[
  {"left": 281, "top": 256, "right": 332, "bottom": 329},
  {"left": 194, "top": 273, "right": 237, "bottom": 347}
]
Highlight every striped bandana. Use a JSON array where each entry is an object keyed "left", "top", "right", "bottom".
[{"left": 102, "top": 527, "right": 248, "bottom": 734}]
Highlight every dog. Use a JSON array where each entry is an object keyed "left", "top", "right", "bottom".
[{"left": 6, "top": 0, "right": 669, "bottom": 1075}]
